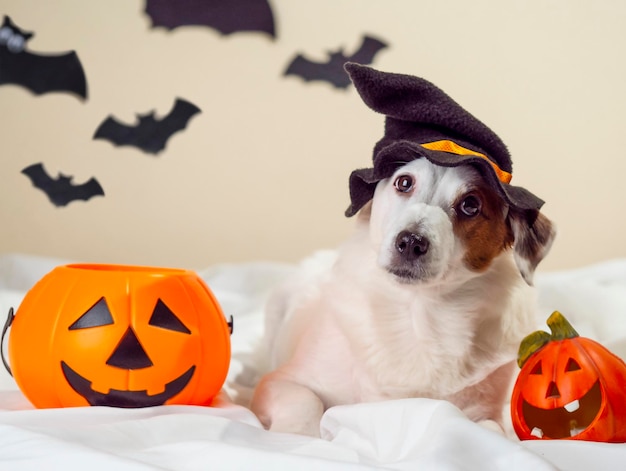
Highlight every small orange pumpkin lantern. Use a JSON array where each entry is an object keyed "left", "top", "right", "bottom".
[
  {"left": 511, "top": 311, "right": 626, "bottom": 442},
  {"left": 5, "top": 264, "right": 232, "bottom": 409}
]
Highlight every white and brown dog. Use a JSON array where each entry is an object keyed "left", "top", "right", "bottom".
[{"left": 250, "top": 64, "right": 555, "bottom": 437}]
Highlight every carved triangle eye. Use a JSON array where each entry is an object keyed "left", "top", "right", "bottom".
[
  {"left": 530, "top": 360, "right": 542, "bottom": 375},
  {"left": 69, "top": 297, "right": 114, "bottom": 330},
  {"left": 148, "top": 299, "right": 190, "bottom": 334},
  {"left": 566, "top": 358, "right": 581, "bottom": 372}
]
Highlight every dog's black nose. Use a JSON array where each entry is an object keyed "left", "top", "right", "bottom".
[{"left": 395, "top": 231, "right": 429, "bottom": 260}]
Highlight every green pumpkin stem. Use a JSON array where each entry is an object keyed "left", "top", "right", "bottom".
[
  {"left": 546, "top": 310, "right": 579, "bottom": 340},
  {"left": 517, "top": 331, "right": 551, "bottom": 368},
  {"left": 517, "top": 311, "right": 580, "bottom": 368}
]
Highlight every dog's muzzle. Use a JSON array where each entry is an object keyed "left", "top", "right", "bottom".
[{"left": 387, "top": 230, "right": 433, "bottom": 282}]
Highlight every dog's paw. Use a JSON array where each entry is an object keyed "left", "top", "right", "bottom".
[{"left": 250, "top": 372, "right": 325, "bottom": 437}]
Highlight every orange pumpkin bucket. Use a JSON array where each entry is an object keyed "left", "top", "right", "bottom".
[
  {"left": 3, "top": 263, "right": 232, "bottom": 409},
  {"left": 511, "top": 311, "right": 626, "bottom": 442}
]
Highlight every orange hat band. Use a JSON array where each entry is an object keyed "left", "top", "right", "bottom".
[{"left": 421, "top": 140, "right": 513, "bottom": 184}]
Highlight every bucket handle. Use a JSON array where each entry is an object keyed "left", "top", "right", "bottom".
[{"left": 1, "top": 308, "right": 14, "bottom": 376}]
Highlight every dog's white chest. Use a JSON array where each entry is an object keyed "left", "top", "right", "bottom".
[{"left": 332, "top": 292, "right": 478, "bottom": 402}]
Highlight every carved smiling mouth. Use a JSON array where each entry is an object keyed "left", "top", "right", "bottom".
[
  {"left": 522, "top": 381, "right": 602, "bottom": 439},
  {"left": 61, "top": 361, "right": 195, "bottom": 408}
]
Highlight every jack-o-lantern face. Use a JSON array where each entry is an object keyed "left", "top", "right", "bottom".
[
  {"left": 511, "top": 311, "right": 626, "bottom": 442},
  {"left": 8, "top": 264, "right": 231, "bottom": 409},
  {"left": 61, "top": 296, "right": 195, "bottom": 407}
]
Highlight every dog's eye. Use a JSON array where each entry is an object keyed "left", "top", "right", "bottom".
[
  {"left": 459, "top": 195, "right": 481, "bottom": 217},
  {"left": 394, "top": 175, "right": 414, "bottom": 193}
]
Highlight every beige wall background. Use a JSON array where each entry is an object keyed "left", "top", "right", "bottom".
[{"left": 1, "top": 0, "right": 625, "bottom": 272}]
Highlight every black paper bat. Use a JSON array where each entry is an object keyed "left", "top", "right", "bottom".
[
  {"left": 144, "top": 0, "right": 276, "bottom": 39},
  {"left": 0, "top": 16, "right": 87, "bottom": 100},
  {"left": 22, "top": 163, "right": 104, "bottom": 207},
  {"left": 284, "top": 35, "right": 388, "bottom": 89},
  {"left": 93, "top": 98, "right": 201, "bottom": 155}
]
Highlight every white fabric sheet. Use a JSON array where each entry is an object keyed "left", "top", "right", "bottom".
[{"left": 1, "top": 253, "right": 625, "bottom": 470}]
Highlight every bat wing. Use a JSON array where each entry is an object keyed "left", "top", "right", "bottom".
[
  {"left": 145, "top": 0, "right": 276, "bottom": 38},
  {"left": 348, "top": 35, "right": 388, "bottom": 66},
  {"left": 93, "top": 116, "right": 139, "bottom": 147},
  {"left": 65, "top": 178, "right": 105, "bottom": 205},
  {"left": 284, "top": 53, "right": 352, "bottom": 88},
  {"left": 22, "top": 163, "right": 55, "bottom": 192},
  {"left": 22, "top": 163, "right": 104, "bottom": 207},
  {"left": 0, "top": 47, "right": 87, "bottom": 99},
  {"left": 284, "top": 55, "right": 324, "bottom": 82},
  {"left": 151, "top": 98, "right": 202, "bottom": 154}
]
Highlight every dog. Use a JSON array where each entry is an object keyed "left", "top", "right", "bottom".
[{"left": 249, "top": 64, "right": 555, "bottom": 437}]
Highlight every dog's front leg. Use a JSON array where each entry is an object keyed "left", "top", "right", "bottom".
[{"left": 250, "top": 369, "right": 325, "bottom": 437}]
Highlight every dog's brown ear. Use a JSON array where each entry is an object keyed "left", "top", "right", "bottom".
[{"left": 508, "top": 210, "right": 556, "bottom": 285}]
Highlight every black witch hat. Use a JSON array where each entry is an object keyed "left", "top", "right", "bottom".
[{"left": 344, "top": 63, "right": 545, "bottom": 220}]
